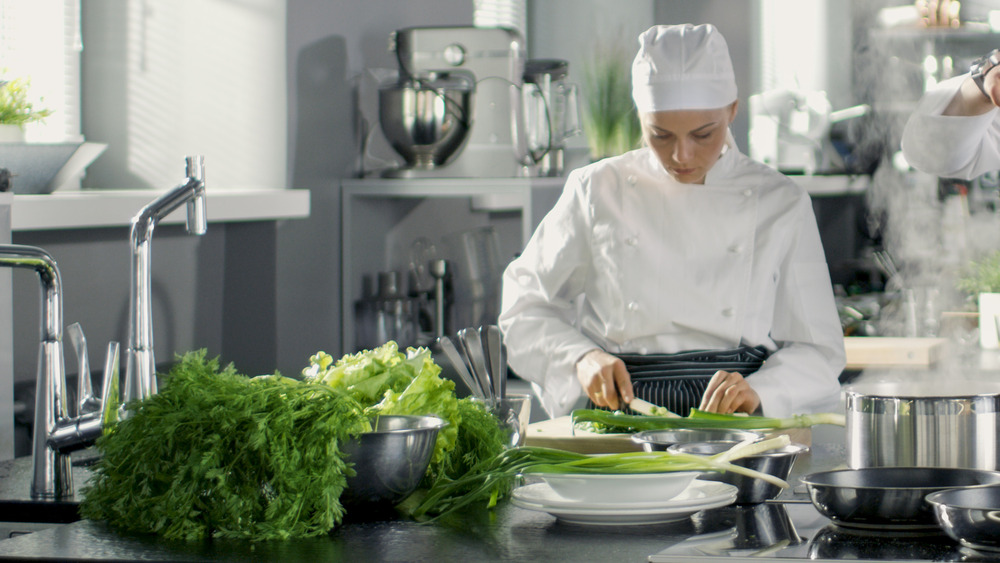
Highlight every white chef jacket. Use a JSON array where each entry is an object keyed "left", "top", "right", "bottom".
[
  {"left": 499, "top": 145, "right": 846, "bottom": 419},
  {"left": 901, "top": 74, "right": 1000, "bottom": 180}
]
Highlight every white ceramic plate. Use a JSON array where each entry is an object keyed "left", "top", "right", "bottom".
[
  {"left": 511, "top": 480, "right": 737, "bottom": 526},
  {"left": 514, "top": 478, "right": 726, "bottom": 510},
  {"left": 532, "top": 470, "right": 700, "bottom": 504}
]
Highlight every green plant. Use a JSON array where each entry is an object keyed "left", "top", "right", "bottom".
[
  {"left": 0, "top": 76, "right": 52, "bottom": 128},
  {"left": 582, "top": 41, "right": 640, "bottom": 160},
  {"left": 957, "top": 250, "right": 1000, "bottom": 296}
]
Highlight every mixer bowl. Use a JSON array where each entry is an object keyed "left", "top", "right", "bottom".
[{"left": 379, "top": 73, "right": 474, "bottom": 170}]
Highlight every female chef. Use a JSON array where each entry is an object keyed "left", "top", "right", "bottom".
[
  {"left": 498, "top": 24, "right": 846, "bottom": 419},
  {"left": 901, "top": 48, "right": 1000, "bottom": 179}
]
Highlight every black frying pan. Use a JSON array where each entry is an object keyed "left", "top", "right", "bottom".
[{"left": 800, "top": 467, "right": 1000, "bottom": 530}]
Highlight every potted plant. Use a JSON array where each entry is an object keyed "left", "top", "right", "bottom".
[
  {"left": 0, "top": 76, "right": 52, "bottom": 142},
  {"left": 957, "top": 250, "right": 1000, "bottom": 348},
  {"left": 582, "top": 42, "right": 640, "bottom": 161}
]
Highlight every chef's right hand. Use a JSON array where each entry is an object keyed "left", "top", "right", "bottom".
[{"left": 576, "top": 349, "right": 634, "bottom": 410}]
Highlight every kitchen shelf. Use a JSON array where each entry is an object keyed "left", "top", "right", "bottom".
[
  {"left": 11, "top": 188, "right": 310, "bottom": 231},
  {"left": 340, "top": 177, "right": 564, "bottom": 353}
]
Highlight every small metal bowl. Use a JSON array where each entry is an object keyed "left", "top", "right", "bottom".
[
  {"left": 669, "top": 440, "right": 807, "bottom": 504},
  {"left": 631, "top": 428, "right": 763, "bottom": 451},
  {"left": 341, "top": 414, "right": 448, "bottom": 506},
  {"left": 800, "top": 467, "right": 1000, "bottom": 530},
  {"left": 927, "top": 484, "right": 1000, "bottom": 552}
]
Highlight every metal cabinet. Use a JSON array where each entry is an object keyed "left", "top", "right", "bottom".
[{"left": 340, "top": 178, "right": 563, "bottom": 353}]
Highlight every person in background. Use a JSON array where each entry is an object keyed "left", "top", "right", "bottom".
[
  {"left": 498, "top": 23, "right": 846, "bottom": 419},
  {"left": 901, "top": 48, "right": 1000, "bottom": 179}
]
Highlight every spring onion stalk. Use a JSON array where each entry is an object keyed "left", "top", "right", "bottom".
[
  {"left": 572, "top": 408, "right": 845, "bottom": 433},
  {"left": 406, "top": 437, "right": 792, "bottom": 521}
]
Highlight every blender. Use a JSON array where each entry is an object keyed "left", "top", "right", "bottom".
[{"left": 520, "top": 59, "right": 582, "bottom": 177}]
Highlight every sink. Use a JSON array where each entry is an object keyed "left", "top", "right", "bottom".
[
  {"left": 0, "top": 456, "right": 86, "bottom": 531},
  {"left": 0, "top": 521, "right": 67, "bottom": 540}
]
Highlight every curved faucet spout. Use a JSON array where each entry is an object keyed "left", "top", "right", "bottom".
[
  {"left": 0, "top": 245, "right": 70, "bottom": 499},
  {"left": 125, "top": 156, "right": 207, "bottom": 404}
]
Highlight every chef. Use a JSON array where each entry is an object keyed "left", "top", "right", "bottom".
[
  {"left": 901, "top": 48, "right": 1000, "bottom": 179},
  {"left": 498, "top": 23, "right": 846, "bottom": 419}
]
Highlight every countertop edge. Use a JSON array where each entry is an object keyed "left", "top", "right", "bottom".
[{"left": 11, "top": 188, "right": 311, "bottom": 231}]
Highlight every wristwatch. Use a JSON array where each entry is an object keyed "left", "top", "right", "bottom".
[{"left": 971, "top": 48, "right": 1000, "bottom": 99}]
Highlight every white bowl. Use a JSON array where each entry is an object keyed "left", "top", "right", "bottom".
[{"left": 532, "top": 471, "right": 700, "bottom": 504}]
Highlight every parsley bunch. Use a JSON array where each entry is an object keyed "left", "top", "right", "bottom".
[{"left": 80, "top": 351, "right": 369, "bottom": 540}]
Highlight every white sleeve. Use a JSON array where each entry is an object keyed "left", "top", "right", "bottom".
[
  {"left": 901, "top": 74, "right": 1000, "bottom": 180},
  {"left": 498, "top": 170, "right": 601, "bottom": 418},
  {"left": 748, "top": 194, "right": 846, "bottom": 417}
]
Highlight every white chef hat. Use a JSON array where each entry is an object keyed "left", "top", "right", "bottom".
[{"left": 631, "top": 24, "right": 737, "bottom": 112}]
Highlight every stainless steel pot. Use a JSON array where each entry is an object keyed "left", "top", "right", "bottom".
[{"left": 845, "top": 380, "right": 1000, "bottom": 470}]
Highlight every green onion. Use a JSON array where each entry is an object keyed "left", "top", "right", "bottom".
[
  {"left": 572, "top": 408, "right": 845, "bottom": 433},
  {"left": 405, "top": 437, "right": 793, "bottom": 521}
]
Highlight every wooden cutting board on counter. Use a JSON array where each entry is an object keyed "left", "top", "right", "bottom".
[
  {"left": 843, "top": 336, "right": 949, "bottom": 370},
  {"left": 524, "top": 415, "right": 811, "bottom": 455}
]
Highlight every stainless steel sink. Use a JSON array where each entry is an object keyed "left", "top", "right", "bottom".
[{"left": 0, "top": 521, "right": 67, "bottom": 540}]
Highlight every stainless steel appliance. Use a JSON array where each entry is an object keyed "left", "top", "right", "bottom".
[
  {"left": 521, "top": 59, "right": 581, "bottom": 177},
  {"left": 379, "top": 26, "right": 528, "bottom": 178}
]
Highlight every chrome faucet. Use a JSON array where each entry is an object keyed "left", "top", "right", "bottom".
[
  {"left": 0, "top": 156, "right": 206, "bottom": 499},
  {"left": 124, "top": 155, "right": 207, "bottom": 404},
  {"left": 0, "top": 245, "right": 119, "bottom": 499}
]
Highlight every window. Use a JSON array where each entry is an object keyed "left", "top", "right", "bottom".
[{"left": 0, "top": 0, "right": 81, "bottom": 142}]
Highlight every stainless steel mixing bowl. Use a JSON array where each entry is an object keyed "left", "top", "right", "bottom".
[
  {"left": 379, "top": 73, "right": 474, "bottom": 170},
  {"left": 669, "top": 440, "right": 807, "bottom": 504},
  {"left": 341, "top": 414, "right": 448, "bottom": 506},
  {"left": 631, "top": 428, "right": 762, "bottom": 451}
]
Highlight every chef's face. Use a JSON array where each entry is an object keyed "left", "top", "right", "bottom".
[{"left": 641, "top": 102, "right": 738, "bottom": 184}]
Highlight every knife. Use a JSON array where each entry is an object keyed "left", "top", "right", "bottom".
[{"left": 629, "top": 397, "right": 680, "bottom": 418}]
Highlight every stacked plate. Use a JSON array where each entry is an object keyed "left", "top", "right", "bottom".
[{"left": 511, "top": 474, "right": 737, "bottom": 526}]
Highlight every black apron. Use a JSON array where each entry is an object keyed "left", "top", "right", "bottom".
[{"left": 588, "top": 345, "right": 769, "bottom": 414}]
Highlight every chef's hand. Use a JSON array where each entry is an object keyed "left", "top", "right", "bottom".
[
  {"left": 576, "top": 349, "right": 634, "bottom": 410},
  {"left": 699, "top": 370, "right": 760, "bottom": 415}
]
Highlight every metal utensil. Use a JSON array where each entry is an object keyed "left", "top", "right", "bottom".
[
  {"left": 459, "top": 327, "right": 493, "bottom": 406},
  {"left": 437, "top": 335, "right": 486, "bottom": 401},
  {"left": 483, "top": 325, "right": 505, "bottom": 401}
]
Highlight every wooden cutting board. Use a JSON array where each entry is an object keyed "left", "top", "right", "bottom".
[
  {"left": 524, "top": 415, "right": 811, "bottom": 454},
  {"left": 843, "top": 336, "right": 949, "bottom": 370}
]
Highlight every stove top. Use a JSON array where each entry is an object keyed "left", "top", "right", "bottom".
[{"left": 649, "top": 501, "right": 999, "bottom": 562}]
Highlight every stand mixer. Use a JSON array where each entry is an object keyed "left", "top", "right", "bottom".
[{"left": 379, "top": 26, "right": 529, "bottom": 178}]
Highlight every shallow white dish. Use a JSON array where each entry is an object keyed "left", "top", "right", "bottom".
[
  {"left": 511, "top": 479, "right": 737, "bottom": 526},
  {"left": 532, "top": 470, "right": 700, "bottom": 504},
  {"left": 514, "top": 478, "right": 725, "bottom": 510}
]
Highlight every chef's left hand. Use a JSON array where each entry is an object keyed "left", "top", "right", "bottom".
[{"left": 699, "top": 370, "right": 760, "bottom": 414}]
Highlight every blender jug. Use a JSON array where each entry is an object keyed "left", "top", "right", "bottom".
[{"left": 522, "top": 59, "right": 581, "bottom": 176}]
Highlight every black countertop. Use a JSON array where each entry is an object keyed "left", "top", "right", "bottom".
[{"left": 0, "top": 426, "right": 995, "bottom": 562}]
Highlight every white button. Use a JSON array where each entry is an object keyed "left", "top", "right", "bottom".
[
  {"left": 627, "top": 175, "right": 638, "bottom": 185},
  {"left": 728, "top": 244, "right": 743, "bottom": 254},
  {"left": 743, "top": 188, "right": 753, "bottom": 197},
  {"left": 722, "top": 307, "right": 734, "bottom": 317},
  {"left": 625, "top": 236, "right": 638, "bottom": 246},
  {"left": 639, "top": 347, "right": 649, "bottom": 355},
  {"left": 627, "top": 301, "right": 640, "bottom": 312}
]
